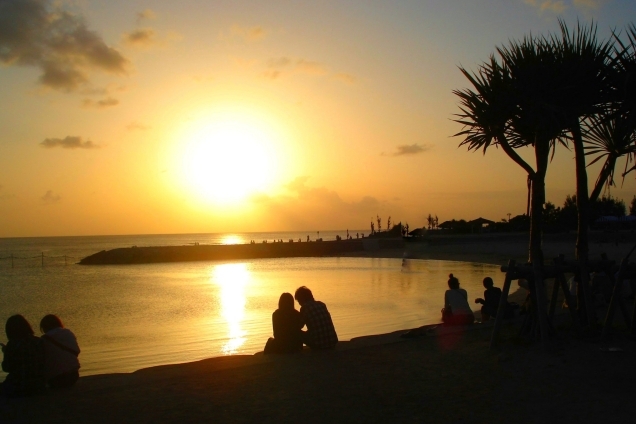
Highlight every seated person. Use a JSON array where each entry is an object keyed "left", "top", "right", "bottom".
[
  {"left": 475, "top": 277, "right": 502, "bottom": 321},
  {"left": 294, "top": 286, "right": 338, "bottom": 350},
  {"left": 441, "top": 274, "right": 474, "bottom": 326},
  {"left": 1, "top": 315, "right": 45, "bottom": 397},
  {"left": 264, "top": 293, "right": 303, "bottom": 354},
  {"left": 40, "top": 314, "right": 81, "bottom": 388}
]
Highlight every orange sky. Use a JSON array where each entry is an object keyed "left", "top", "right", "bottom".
[{"left": 0, "top": 0, "right": 634, "bottom": 237}]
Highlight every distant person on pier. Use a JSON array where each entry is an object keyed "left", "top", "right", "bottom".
[
  {"left": 264, "top": 293, "right": 303, "bottom": 354},
  {"left": 40, "top": 314, "right": 81, "bottom": 388},
  {"left": 0, "top": 315, "right": 45, "bottom": 397},
  {"left": 441, "top": 274, "right": 474, "bottom": 326},
  {"left": 294, "top": 286, "right": 338, "bottom": 350},
  {"left": 474, "top": 277, "right": 502, "bottom": 321}
]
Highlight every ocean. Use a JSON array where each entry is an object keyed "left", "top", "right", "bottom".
[{"left": 0, "top": 232, "right": 500, "bottom": 378}]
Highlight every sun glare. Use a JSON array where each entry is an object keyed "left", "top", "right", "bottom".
[{"left": 180, "top": 114, "right": 280, "bottom": 205}]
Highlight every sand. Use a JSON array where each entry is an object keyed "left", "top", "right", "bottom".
[{"left": 3, "top": 231, "right": 636, "bottom": 423}]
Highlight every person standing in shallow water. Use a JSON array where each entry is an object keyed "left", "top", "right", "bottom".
[
  {"left": 40, "top": 314, "right": 81, "bottom": 388},
  {"left": 442, "top": 274, "right": 475, "bottom": 326},
  {"left": 0, "top": 315, "right": 46, "bottom": 397},
  {"left": 294, "top": 286, "right": 338, "bottom": 350},
  {"left": 264, "top": 293, "right": 303, "bottom": 354}
]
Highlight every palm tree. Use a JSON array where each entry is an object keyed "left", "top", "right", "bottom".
[
  {"left": 584, "top": 112, "right": 636, "bottom": 202},
  {"left": 455, "top": 21, "right": 617, "bottom": 338}
]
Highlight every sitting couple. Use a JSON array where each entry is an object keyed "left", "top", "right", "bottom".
[
  {"left": 441, "top": 274, "right": 513, "bottom": 326},
  {"left": 264, "top": 286, "right": 338, "bottom": 354},
  {"left": 1, "top": 314, "right": 80, "bottom": 398}
]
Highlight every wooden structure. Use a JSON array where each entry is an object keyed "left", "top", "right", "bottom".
[{"left": 490, "top": 246, "right": 636, "bottom": 349}]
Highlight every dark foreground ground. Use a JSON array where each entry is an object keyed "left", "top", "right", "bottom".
[{"left": 3, "top": 321, "right": 635, "bottom": 424}]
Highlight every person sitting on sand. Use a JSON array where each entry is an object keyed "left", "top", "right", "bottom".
[
  {"left": 475, "top": 277, "right": 502, "bottom": 321},
  {"left": 40, "top": 314, "right": 81, "bottom": 388},
  {"left": 264, "top": 293, "right": 303, "bottom": 354},
  {"left": 0, "top": 315, "right": 46, "bottom": 397},
  {"left": 294, "top": 286, "right": 338, "bottom": 350},
  {"left": 441, "top": 274, "right": 474, "bottom": 326}
]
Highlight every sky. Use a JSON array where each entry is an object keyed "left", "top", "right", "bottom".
[{"left": 1, "top": 0, "right": 635, "bottom": 237}]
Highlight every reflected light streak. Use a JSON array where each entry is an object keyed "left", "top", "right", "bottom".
[
  {"left": 213, "top": 263, "right": 250, "bottom": 354},
  {"left": 221, "top": 235, "right": 243, "bottom": 245}
]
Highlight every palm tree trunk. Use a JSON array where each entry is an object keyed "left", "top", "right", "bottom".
[
  {"left": 589, "top": 156, "right": 616, "bottom": 203},
  {"left": 531, "top": 139, "right": 551, "bottom": 348},
  {"left": 572, "top": 124, "right": 597, "bottom": 329}
]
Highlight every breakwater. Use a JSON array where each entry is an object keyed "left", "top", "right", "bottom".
[{"left": 79, "top": 238, "right": 406, "bottom": 265}]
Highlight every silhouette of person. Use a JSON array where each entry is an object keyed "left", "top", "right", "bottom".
[
  {"left": 474, "top": 277, "right": 502, "bottom": 321},
  {"left": 40, "top": 315, "right": 80, "bottom": 388},
  {"left": 0, "top": 315, "right": 45, "bottom": 397},
  {"left": 264, "top": 293, "right": 303, "bottom": 354},
  {"left": 294, "top": 286, "right": 338, "bottom": 350},
  {"left": 441, "top": 274, "right": 474, "bottom": 325}
]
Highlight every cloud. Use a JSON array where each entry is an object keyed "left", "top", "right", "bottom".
[
  {"left": 123, "top": 28, "right": 157, "bottom": 48},
  {"left": 40, "top": 136, "right": 99, "bottom": 149},
  {"left": 524, "top": 0, "right": 568, "bottom": 13},
  {"left": 0, "top": 0, "right": 128, "bottom": 91},
  {"left": 262, "top": 57, "right": 331, "bottom": 79},
  {"left": 41, "top": 190, "right": 61, "bottom": 205},
  {"left": 229, "top": 25, "right": 268, "bottom": 42},
  {"left": 136, "top": 9, "right": 156, "bottom": 23},
  {"left": 249, "top": 176, "right": 400, "bottom": 230},
  {"left": 383, "top": 144, "right": 431, "bottom": 157},
  {"left": 126, "top": 121, "right": 150, "bottom": 131},
  {"left": 334, "top": 73, "right": 357, "bottom": 84},
  {"left": 296, "top": 59, "right": 328, "bottom": 76},
  {"left": 81, "top": 97, "right": 119, "bottom": 109}
]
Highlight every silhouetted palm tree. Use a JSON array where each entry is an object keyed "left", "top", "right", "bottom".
[
  {"left": 584, "top": 112, "right": 636, "bottom": 201},
  {"left": 455, "top": 21, "right": 617, "bottom": 338}
]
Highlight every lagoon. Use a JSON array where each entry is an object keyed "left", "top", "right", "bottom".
[{"left": 1, "top": 253, "right": 499, "bottom": 377}]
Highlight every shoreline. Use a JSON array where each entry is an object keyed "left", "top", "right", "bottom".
[{"left": 4, "top": 233, "right": 636, "bottom": 422}]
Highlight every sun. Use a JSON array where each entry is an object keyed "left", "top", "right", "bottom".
[{"left": 180, "top": 115, "right": 279, "bottom": 204}]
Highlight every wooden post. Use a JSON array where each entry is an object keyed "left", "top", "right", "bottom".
[
  {"left": 557, "top": 272, "right": 580, "bottom": 334},
  {"left": 490, "top": 259, "right": 515, "bottom": 349},
  {"left": 548, "top": 275, "right": 560, "bottom": 321},
  {"left": 601, "top": 244, "right": 636, "bottom": 341},
  {"left": 532, "top": 262, "right": 551, "bottom": 349}
]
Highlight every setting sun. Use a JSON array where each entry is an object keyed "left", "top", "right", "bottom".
[{"left": 180, "top": 115, "right": 280, "bottom": 205}]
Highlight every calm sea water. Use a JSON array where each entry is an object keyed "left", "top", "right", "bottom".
[{"left": 0, "top": 233, "right": 500, "bottom": 378}]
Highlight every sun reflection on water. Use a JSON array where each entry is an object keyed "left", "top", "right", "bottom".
[
  {"left": 213, "top": 263, "right": 250, "bottom": 354},
  {"left": 220, "top": 235, "right": 243, "bottom": 245}
]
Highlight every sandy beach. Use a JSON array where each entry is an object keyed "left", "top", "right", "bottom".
[{"left": 3, "top": 231, "right": 636, "bottom": 423}]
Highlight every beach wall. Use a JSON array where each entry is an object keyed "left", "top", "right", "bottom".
[{"left": 79, "top": 238, "right": 406, "bottom": 265}]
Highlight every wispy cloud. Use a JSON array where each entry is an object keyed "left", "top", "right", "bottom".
[
  {"left": 224, "top": 25, "right": 268, "bottom": 42},
  {"left": 123, "top": 28, "right": 157, "bottom": 48},
  {"left": 382, "top": 144, "right": 431, "bottom": 157},
  {"left": 81, "top": 97, "right": 119, "bottom": 109},
  {"left": 0, "top": 0, "right": 128, "bottom": 92},
  {"left": 250, "top": 176, "right": 400, "bottom": 230},
  {"left": 333, "top": 73, "right": 357, "bottom": 84},
  {"left": 40, "top": 136, "right": 99, "bottom": 149},
  {"left": 126, "top": 121, "right": 150, "bottom": 131},
  {"left": 41, "top": 190, "right": 61, "bottom": 205},
  {"left": 262, "top": 57, "right": 348, "bottom": 81},
  {"left": 524, "top": 0, "right": 567, "bottom": 13},
  {"left": 136, "top": 9, "right": 156, "bottom": 24}
]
